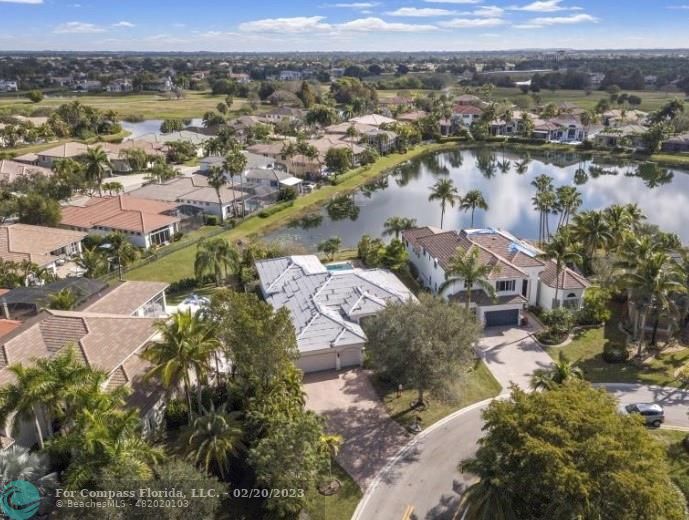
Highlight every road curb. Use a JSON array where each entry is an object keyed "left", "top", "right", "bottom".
[{"left": 351, "top": 394, "right": 506, "bottom": 520}]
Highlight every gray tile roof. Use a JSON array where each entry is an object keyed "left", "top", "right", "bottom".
[{"left": 256, "top": 256, "right": 415, "bottom": 353}]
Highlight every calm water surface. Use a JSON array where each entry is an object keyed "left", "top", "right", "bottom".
[
  {"left": 263, "top": 148, "right": 689, "bottom": 249},
  {"left": 121, "top": 118, "right": 203, "bottom": 138}
]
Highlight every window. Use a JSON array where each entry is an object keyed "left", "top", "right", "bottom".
[{"left": 496, "top": 280, "right": 516, "bottom": 292}]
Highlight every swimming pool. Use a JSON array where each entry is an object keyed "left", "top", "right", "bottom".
[{"left": 326, "top": 262, "right": 354, "bottom": 272}]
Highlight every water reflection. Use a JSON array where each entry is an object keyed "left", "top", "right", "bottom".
[{"left": 263, "top": 148, "right": 689, "bottom": 249}]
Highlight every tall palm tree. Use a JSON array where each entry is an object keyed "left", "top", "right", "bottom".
[
  {"left": 555, "top": 185, "right": 582, "bottom": 230},
  {"left": 619, "top": 252, "right": 685, "bottom": 357},
  {"left": 75, "top": 247, "right": 107, "bottom": 278},
  {"left": 531, "top": 351, "right": 583, "bottom": 390},
  {"left": 223, "top": 145, "right": 248, "bottom": 217},
  {"left": 82, "top": 146, "right": 111, "bottom": 197},
  {"left": 382, "top": 216, "right": 417, "bottom": 239},
  {"left": 603, "top": 204, "right": 633, "bottom": 251},
  {"left": 319, "top": 434, "right": 343, "bottom": 483},
  {"left": 207, "top": 165, "right": 228, "bottom": 223},
  {"left": 540, "top": 231, "right": 582, "bottom": 306},
  {"left": 571, "top": 211, "right": 614, "bottom": 274},
  {"left": 194, "top": 237, "right": 239, "bottom": 287},
  {"left": 428, "top": 178, "right": 460, "bottom": 229},
  {"left": 180, "top": 404, "right": 244, "bottom": 480},
  {"left": 45, "top": 288, "right": 78, "bottom": 310},
  {"left": 143, "top": 310, "right": 219, "bottom": 420},
  {"left": 440, "top": 247, "right": 496, "bottom": 308},
  {"left": 460, "top": 190, "right": 489, "bottom": 228}
]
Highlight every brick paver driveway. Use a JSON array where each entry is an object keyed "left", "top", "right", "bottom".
[
  {"left": 477, "top": 326, "right": 554, "bottom": 391},
  {"left": 303, "top": 369, "right": 410, "bottom": 490}
]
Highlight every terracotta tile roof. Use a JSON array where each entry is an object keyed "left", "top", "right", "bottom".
[
  {"left": 84, "top": 281, "right": 168, "bottom": 316},
  {"left": 0, "top": 160, "right": 53, "bottom": 183},
  {"left": 0, "top": 224, "right": 86, "bottom": 267},
  {"left": 466, "top": 231, "right": 545, "bottom": 269},
  {"left": 540, "top": 260, "right": 590, "bottom": 290},
  {"left": 60, "top": 195, "right": 179, "bottom": 234},
  {"left": 453, "top": 105, "right": 483, "bottom": 116},
  {"left": 402, "top": 226, "right": 438, "bottom": 248},
  {"left": 36, "top": 142, "right": 89, "bottom": 159},
  {"left": 0, "top": 320, "right": 21, "bottom": 339},
  {"left": 0, "top": 309, "right": 157, "bottom": 390}
]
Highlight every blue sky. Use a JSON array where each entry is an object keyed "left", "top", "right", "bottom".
[{"left": 0, "top": 0, "right": 688, "bottom": 52}]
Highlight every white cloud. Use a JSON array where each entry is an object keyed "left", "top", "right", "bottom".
[
  {"left": 528, "top": 13, "right": 598, "bottom": 25},
  {"left": 112, "top": 21, "right": 135, "bottom": 28},
  {"left": 439, "top": 17, "right": 506, "bottom": 28},
  {"left": 239, "top": 16, "right": 333, "bottom": 33},
  {"left": 54, "top": 21, "right": 105, "bottom": 34},
  {"left": 472, "top": 5, "right": 504, "bottom": 17},
  {"left": 0, "top": 0, "right": 43, "bottom": 3},
  {"left": 423, "top": 0, "right": 482, "bottom": 3},
  {"left": 510, "top": 0, "right": 581, "bottom": 12},
  {"left": 331, "top": 2, "right": 379, "bottom": 7},
  {"left": 339, "top": 17, "right": 437, "bottom": 31},
  {"left": 386, "top": 7, "right": 456, "bottom": 16}
]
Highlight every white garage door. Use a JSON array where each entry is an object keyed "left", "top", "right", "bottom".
[
  {"left": 297, "top": 352, "right": 337, "bottom": 373},
  {"left": 339, "top": 348, "right": 362, "bottom": 369}
]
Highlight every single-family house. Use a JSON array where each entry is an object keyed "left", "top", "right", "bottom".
[
  {"left": 60, "top": 195, "right": 180, "bottom": 248},
  {"left": 0, "top": 224, "right": 85, "bottom": 277},
  {"left": 106, "top": 79, "right": 133, "bottom": 93},
  {"left": 137, "top": 131, "right": 210, "bottom": 157},
  {"left": 662, "top": 133, "right": 689, "bottom": 153},
  {"left": 396, "top": 110, "right": 428, "bottom": 123},
  {"left": 454, "top": 94, "right": 482, "bottom": 107},
  {"left": 0, "top": 281, "right": 170, "bottom": 448},
  {"left": 256, "top": 256, "right": 415, "bottom": 373},
  {"left": 0, "top": 160, "right": 53, "bottom": 184},
  {"left": 261, "top": 107, "right": 306, "bottom": 124},
  {"left": 533, "top": 116, "right": 588, "bottom": 143},
  {"left": 452, "top": 105, "right": 483, "bottom": 128},
  {"left": 0, "top": 80, "right": 18, "bottom": 92},
  {"left": 403, "top": 227, "right": 589, "bottom": 326},
  {"left": 594, "top": 125, "right": 648, "bottom": 150},
  {"left": 349, "top": 114, "right": 397, "bottom": 127},
  {"left": 278, "top": 70, "right": 302, "bottom": 81}
]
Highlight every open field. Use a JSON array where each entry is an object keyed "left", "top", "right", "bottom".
[
  {"left": 0, "top": 91, "right": 246, "bottom": 120},
  {"left": 490, "top": 87, "right": 684, "bottom": 112},
  {"left": 125, "top": 142, "right": 459, "bottom": 283}
]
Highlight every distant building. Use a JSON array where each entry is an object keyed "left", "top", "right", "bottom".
[
  {"left": 0, "top": 80, "right": 18, "bottom": 92},
  {"left": 278, "top": 70, "right": 302, "bottom": 81},
  {"left": 106, "top": 79, "right": 133, "bottom": 93},
  {"left": 74, "top": 80, "right": 102, "bottom": 92}
]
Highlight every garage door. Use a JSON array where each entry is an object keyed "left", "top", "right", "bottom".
[
  {"left": 484, "top": 309, "right": 519, "bottom": 328},
  {"left": 297, "top": 352, "right": 336, "bottom": 373},
  {"left": 339, "top": 348, "right": 362, "bottom": 369}
]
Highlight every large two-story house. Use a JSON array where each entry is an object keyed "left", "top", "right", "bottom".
[{"left": 403, "top": 227, "right": 589, "bottom": 327}]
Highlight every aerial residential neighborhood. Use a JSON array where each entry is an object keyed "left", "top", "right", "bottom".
[{"left": 1, "top": 1, "right": 689, "bottom": 519}]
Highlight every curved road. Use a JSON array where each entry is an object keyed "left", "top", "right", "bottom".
[{"left": 353, "top": 329, "right": 689, "bottom": 520}]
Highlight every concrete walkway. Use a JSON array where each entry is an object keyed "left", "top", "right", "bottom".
[{"left": 303, "top": 369, "right": 410, "bottom": 490}]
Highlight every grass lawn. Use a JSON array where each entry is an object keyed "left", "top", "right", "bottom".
[
  {"left": 306, "top": 463, "right": 363, "bottom": 520},
  {"left": 546, "top": 306, "right": 689, "bottom": 387},
  {"left": 0, "top": 91, "right": 246, "bottom": 120},
  {"left": 490, "top": 87, "right": 684, "bottom": 113},
  {"left": 651, "top": 430, "right": 689, "bottom": 501},
  {"left": 125, "top": 142, "right": 459, "bottom": 283},
  {"left": 372, "top": 360, "right": 501, "bottom": 431}
]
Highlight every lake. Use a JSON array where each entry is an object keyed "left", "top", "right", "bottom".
[
  {"left": 121, "top": 118, "right": 203, "bottom": 139},
  {"left": 263, "top": 147, "right": 689, "bottom": 249}
]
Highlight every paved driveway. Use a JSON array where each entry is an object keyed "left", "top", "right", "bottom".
[
  {"left": 303, "top": 369, "right": 410, "bottom": 490},
  {"left": 477, "top": 327, "right": 554, "bottom": 391}
]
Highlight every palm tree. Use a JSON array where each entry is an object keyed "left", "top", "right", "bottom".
[
  {"left": 428, "top": 178, "right": 460, "bottom": 229},
  {"left": 222, "top": 145, "right": 248, "bottom": 217},
  {"left": 0, "top": 365, "right": 50, "bottom": 448},
  {"left": 194, "top": 237, "right": 239, "bottom": 287},
  {"left": 460, "top": 190, "right": 489, "bottom": 228},
  {"left": 319, "top": 434, "right": 343, "bottom": 483},
  {"left": 571, "top": 211, "right": 613, "bottom": 274},
  {"left": 382, "top": 216, "right": 417, "bottom": 239},
  {"left": 75, "top": 247, "right": 107, "bottom": 278},
  {"left": 45, "top": 288, "right": 78, "bottom": 310},
  {"left": 0, "top": 446, "right": 50, "bottom": 484},
  {"left": 555, "top": 185, "right": 582, "bottom": 230},
  {"left": 345, "top": 124, "right": 359, "bottom": 152},
  {"left": 143, "top": 310, "right": 219, "bottom": 420},
  {"left": 207, "top": 165, "right": 228, "bottom": 223},
  {"left": 603, "top": 204, "right": 633, "bottom": 251},
  {"left": 441, "top": 247, "right": 496, "bottom": 308},
  {"left": 82, "top": 146, "right": 111, "bottom": 197},
  {"left": 180, "top": 404, "right": 244, "bottom": 479},
  {"left": 540, "top": 231, "right": 582, "bottom": 306},
  {"left": 531, "top": 351, "right": 583, "bottom": 390}
]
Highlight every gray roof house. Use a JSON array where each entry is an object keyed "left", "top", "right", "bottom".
[{"left": 256, "top": 255, "right": 415, "bottom": 373}]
